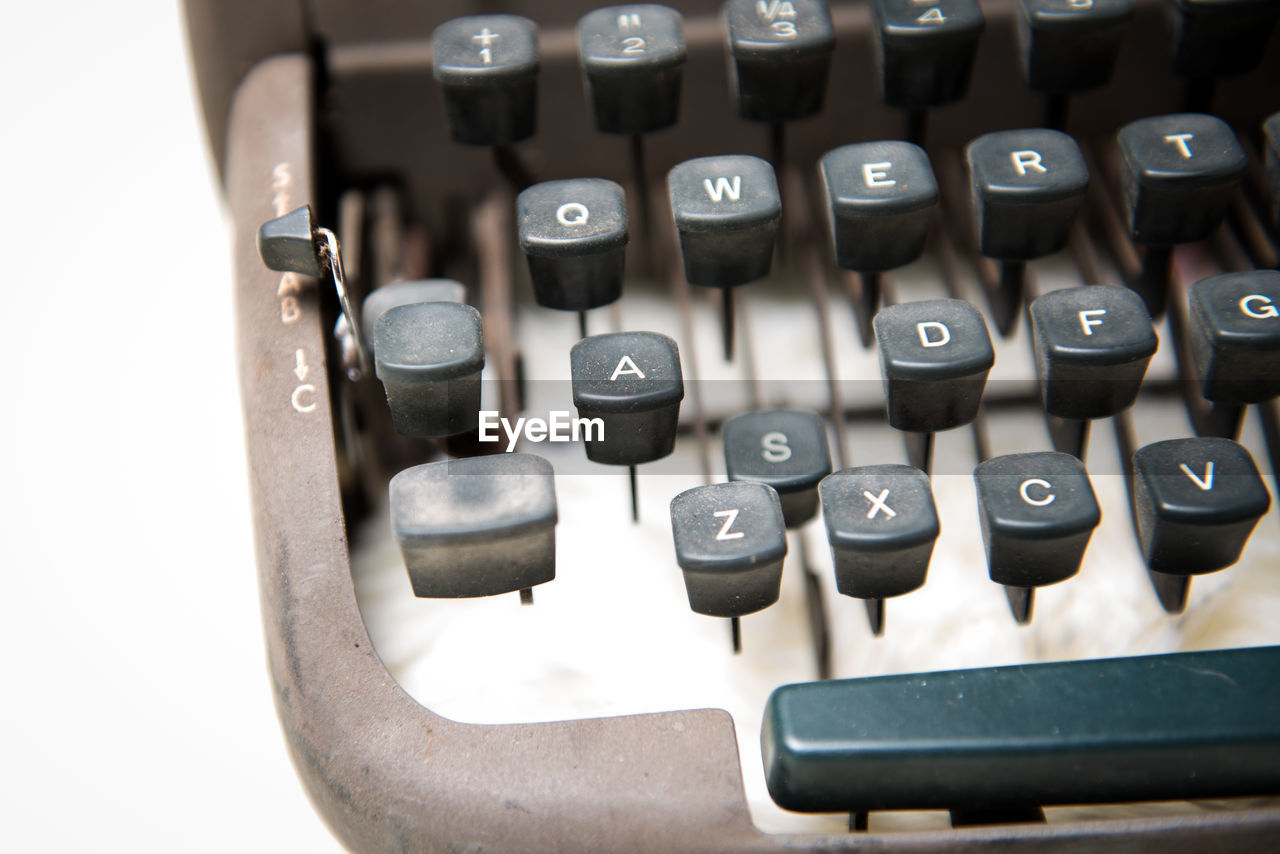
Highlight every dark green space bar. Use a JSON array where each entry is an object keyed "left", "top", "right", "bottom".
[{"left": 762, "top": 646, "right": 1280, "bottom": 812}]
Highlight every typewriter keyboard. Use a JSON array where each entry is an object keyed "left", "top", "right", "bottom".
[{"left": 249, "top": 0, "right": 1280, "bottom": 839}]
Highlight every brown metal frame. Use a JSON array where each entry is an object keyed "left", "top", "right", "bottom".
[{"left": 204, "top": 2, "right": 1280, "bottom": 849}]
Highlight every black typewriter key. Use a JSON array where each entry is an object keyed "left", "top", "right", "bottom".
[
  {"left": 578, "top": 4, "right": 686, "bottom": 135},
  {"left": 668, "top": 154, "right": 781, "bottom": 358},
  {"left": 578, "top": 5, "right": 686, "bottom": 134},
  {"left": 668, "top": 155, "right": 781, "bottom": 287},
  {"left": 374, "top": 301, "right": 485, "bottom": 438},
  {"left": 967, "top": 129, "right": 1089, "bottom": 262},
  {"left": 821, "top": 142, "right": 937, "bottom": 273},
  {"left": 875, "top": 299, "right": 995, "bottom": 434},
  {"left": 390, "top": 453, "right": 557, "bottom": 600},
  {"left": 1118, "top": 113, "right": 1246, "bottom": 246},
  {"left": 967, "top": 128, "right": 1089, "bottom": 336},
  {"left": 1165, "top": 0, "right": 1280, "bottom": 81},
  {"left": 870, "top": 0, "right": 985, "bottom": 122},
  {"left": 1030, "top": 285, "right": 1158, "bottom": 419},
  {"left": 723, "top": 410, "right": 833, "bottom": 527},
  {"left": 724, "top": 0, "right": 836, "bottom": 122},
  {"left": 820, "top": 141, "right": 938, "bottom": 346},
  {"left": 256, "top": 204, "right": 323, "bottom": 279},
  {"left": 819, "top": 465, "right": 939, "bottom": 636},
  {"left": 975, "top": 452, "right": 1101, "bottom": 624},
  {"left": 571, "top": 331, "right": 684, "bottom": 520},
  {"left": 671, "top": 481, "right": 788, "bottom": 650},
  {"left": 361, "top": 279, "right": 466, "bottom": 347},
  {"left": 1265, "top": 111, "right": 1280, "bottom": 229},
  {"left": 1117, "top": 113, "right": 1246, "bottom": 316},
  {"left": 1017, "top": 0, "right": 1133, "bottom": 95},
  {"left": 432, "top": 15, "right": 539, "bottom": 146},
  {"left": 1188, "top": 271, "right": 1280, "bottom": 405},
  {"left": 1132, "top": 437, "right": 1270, "bottom": 613},
  {"left": 517, "top": 178, "right": 628, "bottom": 325}
]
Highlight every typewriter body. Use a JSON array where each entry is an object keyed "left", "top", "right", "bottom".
[{"left": 187, "top": 1, "right": 1280, "bottom": 850}]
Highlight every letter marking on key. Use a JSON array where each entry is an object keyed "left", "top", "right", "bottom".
[
  {"left": 1020, "top": 478, "right": 1056, "bottom": 506},
  {"left": 863, "top": 162, "right": 896, "bottom": 187},
  {"left": 704, "top": 176, "right": 743, "bottom": 202},
  {"left": 291, "top": 384, "right": 316, "bottom": 414},
  {"left": 1011, "top": 150, "right": 1047, "bottom": 175},
  {"left": 918, "top": 320, "right": 951, "bottom": 347},
  {"left": 556, "top": 202, "right": 589, "bottom": 226},
  {"left": 1164, "top": 133, "right": 1195, "bottom": 159},
  {"left": 757, "top": 1, "right": 797, "bottom": 20},
  {"left": 610, "top": 355, "right": 646, "bottom": 381},
  {"left": 917, "top": 8, "right": 947, "bottom": 24},
  {"left": 1180, "top": 461, "right": 1215, "bottom": 491},
  {"left": 1241, "top": 295, "right": 1278, "bottom": 319},
  {"left": 761, "top": 431, "right": 793, "bottom": 462},
  {"left": 1079, "top": 309, "right": 1107, "bottom": 335},
  {"left": 714, "top": 508, "right": 746, "bottom": 540},
  {"left": 864, "top": 488, "right": 897, "bottom": 519}
]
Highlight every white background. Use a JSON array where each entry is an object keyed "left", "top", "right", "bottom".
[{"left": 3, "top": 2, "right": 342, "bottom": 849}]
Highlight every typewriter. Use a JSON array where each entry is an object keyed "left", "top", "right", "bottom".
[{"left": 187, "top": 0, "right": 1280, "bottom": 849}]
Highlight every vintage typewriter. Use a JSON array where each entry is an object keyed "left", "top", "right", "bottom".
[{"left": 187, "top": 0, "right": 1280, "bottom": 849}]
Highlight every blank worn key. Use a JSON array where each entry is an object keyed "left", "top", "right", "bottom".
[
  {"left": 1188, "top": 270, "right": 1280, "bottom": 405},
  {"left": 975, "top": 451, "right": 1100, "bottom": 624},
  {"left": 433, "top": 15, "right": 539, "bottom": 146},
  {"left": 723, "top": 409, "right": 833, "bottom": 527},
  {"left": 870, "top": 0, "right": 985, "bottom": 108},
  {"left": 578, "top": 4, "right": 686, "bottom": 134},
  {"left": 390, "top": 453, "right": 558, "bottom": 598},
  {"left": 820, "top": 141, "right": 938, "bottom": 272},
  {"left": 724, "top": 0, "right": 836, "bottom": 122},
  {"left": 874, "top": 299, "right": 995, "bottom": 433},
  {"left": 1030, "top": 285, "right": 1158, "bottom": 419},
  {"left": 361, "top": 279, "right": 466, "bottom": 346},
  {"left": 517, "top": 178, "right": 628, "bottom": 312},
  {"left": 373, "top": 301, "right": 485, "bottom": 438},
  {"left": 670, "top": 482, "right": 787, "bottom": 618}
]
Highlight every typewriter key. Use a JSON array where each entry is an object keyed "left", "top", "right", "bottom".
[
  {"left": 518, "top": 178, "right": 629, "bottom": 334},
  {"left": 432, "top": 15, "right": 539, "bottom": 147},
  {"left": 1117, "top": 113, "right": 1247, "bottom": 317},
  {"left": 1132, "top": 437, "right": 1271, "bottom": 614},
  {"left": 874, "top": 299, "right": 995, "bottom": 472},
  {"left": 724, "top": 0, "right": 835, "bottom": 123},
  {"left": 820, "top": 141, "right": 938, "bottom": 346},
  {"left": 571, "top": 331, "right": 684, "bottom": 521},
  {"left": 374, "top": 301, "right": 485, "bottom": 438},
  {"left": 390, "top": 453, "right": 558, "bottom": 601},
  {"left": 870, "top": 0, "right": 985, "bottom": 143},
  {"left": 668, "top": 154, "right": 781, "bottom": 359},
  {"left": 671, "top": 481, "right": 788, "bottom": 652},
  {"left": 975, "top": 452, "right": 1101, "bottom": 624},
  {"left": 723, "top": 410, "right": 832, "bottom": 528},
  {"left": 819, "top": 465, "right": 939, "bottom": 636}
]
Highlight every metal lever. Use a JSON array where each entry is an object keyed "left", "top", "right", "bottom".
[{"left": 257, "top": 205, "right": 369, "bottom": 381}]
